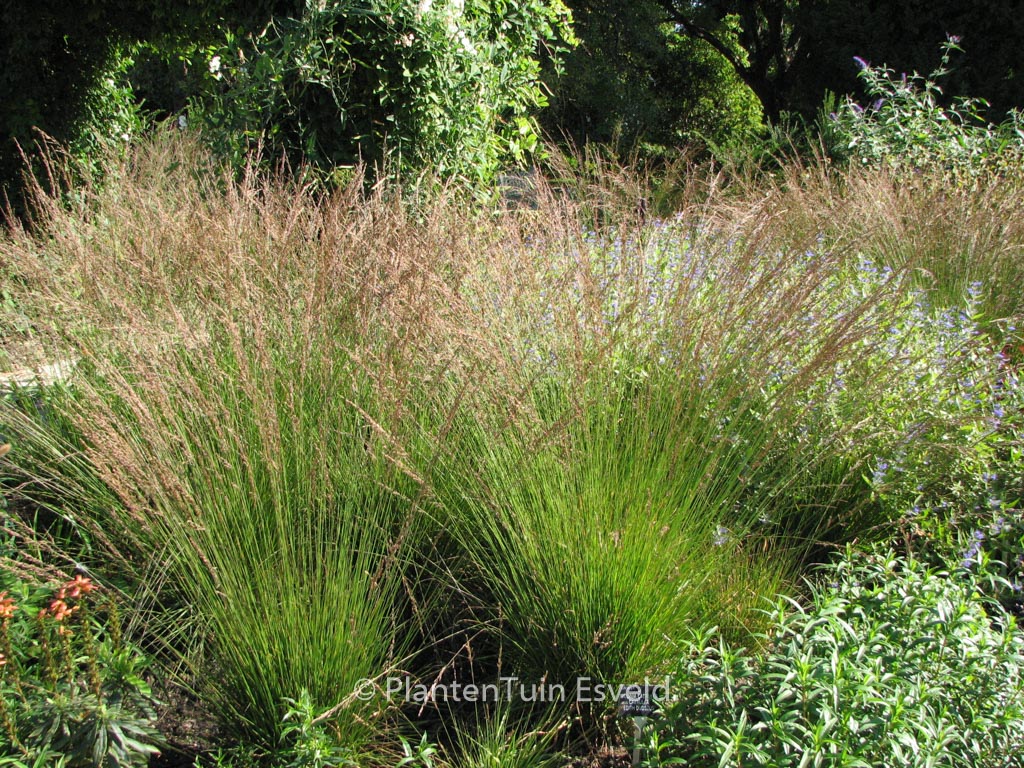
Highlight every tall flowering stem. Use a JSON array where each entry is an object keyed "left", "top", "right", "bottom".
[
  {"left": 0, "top": 591, "right": 27, "bottom": 751},
  {"left": 0, "top": 591, "right": 19, "bottom": 693},
  {"left": 63, "top": 577, "right": 104, "bottom": 698},
  {"left": 34, "top": 607, "right": 60, "bottom": 690},
  {"left": 105, "top": 598, "right": 123, "bottom": 654}
]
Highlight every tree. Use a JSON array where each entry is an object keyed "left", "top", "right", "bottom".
[
  {"left": 539, "top": 0, "right": 761, "bottom": 153},
  {"left": 654, "top": 0, "right": 1024, "bottom": 125},
  {"left": 653, "top": 0, "right": 805, "bottom": 122}
]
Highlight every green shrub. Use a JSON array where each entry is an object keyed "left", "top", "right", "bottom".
[
  {"left": 187, "top": 0, "right": 574, "bottom": 184},
  {"left": 69, "top": 48, "right": 150, "bottom": 175},
  {"left": 829, "top": 38, "right": 1024, "bottom": 178},
  {"left": 824, "top": 275, "right": 1024, "bottom": 596},
  {"left": 0, "top": 0, "right": 275, "bottom": 215},
  {"left": 649, "top": 549, "right": 1024, "bottom": 768}
]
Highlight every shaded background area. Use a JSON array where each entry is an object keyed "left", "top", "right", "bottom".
[{"left": 3, "top": 0, "right": 1024, "bottom": 203}]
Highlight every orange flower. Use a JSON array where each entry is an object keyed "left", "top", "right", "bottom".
[
  {"left": 0, "top": 652, "right": 6, "bottom": 667},
  {"left": 0, "top": 592, "right": 15, "bottom": 621},
  {"left": 63, "top": 575, "right": 97, "bottom": 600},
  {"left": 47, "top": 599, "right": 76, "bottom": 623}
]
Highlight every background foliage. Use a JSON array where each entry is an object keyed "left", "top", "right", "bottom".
[
  {"left": 0, "top": 0, "right": 283, "bottom": 206},
  {"left": 538, "top": 0, "right": 1024, "bottom": 161},
  {"left": 188, "top": 0, "right": 574, "bottom": 184},
  {"left": 538, "top": 0, "right": 761, "bottom": 154}
]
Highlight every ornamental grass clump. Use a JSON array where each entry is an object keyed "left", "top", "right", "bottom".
[
  {"left": 727, "top": 134, "right": 1024, "bottom": 323},
  {"left": 0, "top": 134, "right": 481, "bottom": 751},
  {"left": 428, "top": 175, "right": 903, "bottom": 728}
]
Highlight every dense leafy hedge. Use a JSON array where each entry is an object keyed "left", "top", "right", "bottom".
[{"left": 188, "top": 0, "right": 575, "bottom": 184}]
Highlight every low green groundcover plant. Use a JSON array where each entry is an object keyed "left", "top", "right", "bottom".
[{"left": 648, "top": 549, "right": 1024, "bottom": 768}]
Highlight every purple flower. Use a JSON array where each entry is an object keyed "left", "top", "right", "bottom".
[
  {"left": 962, "top": 529, "right": 985, "bottom": 568},
  {"left": 948, "top": 34, "right": 962, "bottom": 44},
  {"left": 870, "top": 98, "right": 884, "bottom": 111},
  {"left": 853, "top": 55, "right": 870, "bottom": 71}
]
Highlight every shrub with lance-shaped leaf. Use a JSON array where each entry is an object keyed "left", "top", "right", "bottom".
[{"left": 650, "top": 549, "right": 1024, "bottom": 768}]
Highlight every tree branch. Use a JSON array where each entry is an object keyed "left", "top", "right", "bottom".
[{"left": 653, "top": 0, "right": 750, "bottom": 80}]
